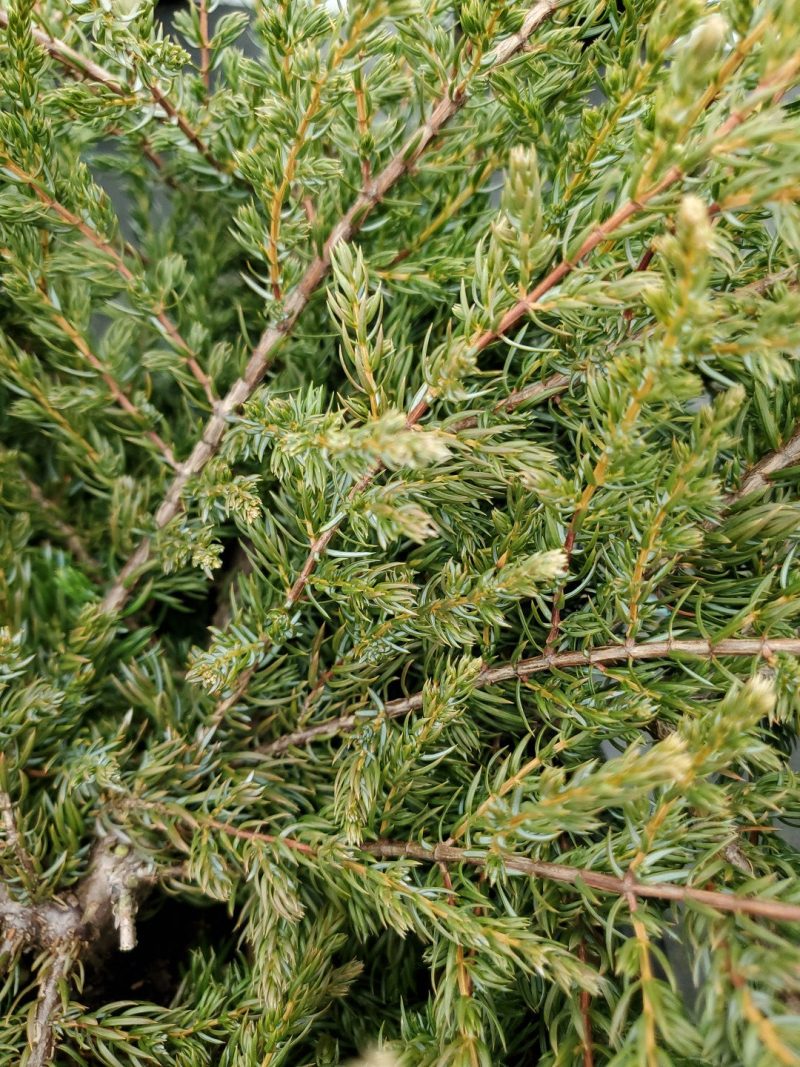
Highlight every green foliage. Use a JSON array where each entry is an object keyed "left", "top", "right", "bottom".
[{"left": 1, "top": 0, "right": 800, "bottom": 1064}]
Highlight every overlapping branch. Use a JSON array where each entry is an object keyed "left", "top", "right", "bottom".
[
  {"left": 546, "top": 247, "right": 798, "bottom": 645},
  {"left": 99, "top": 0, "right": 563, "bottom": 617},
  {"left": 276, "top": 260, "right": 797, "bottom": 732},
  {"left": 205, "top": 54, "right": 800, "bottom": 730},
  {"left": 3, "top": 4, "right": 800, "bottom": 1063},
  {"left": 0, "top": 337, "right": 103, "bottom": 463},
  {"left": 197, "top": 368, "right": 574, "bottom": 741},
  {"left": 279, "top": 169, "right": 687, "bottom": 616}
]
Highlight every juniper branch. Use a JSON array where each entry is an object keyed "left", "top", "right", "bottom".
[
  {"left": 98, "top": 0, "right": 563, "bottom": 617},
  {"left": 198, "top": 368, "right": 574, "bottom": 742},
  {"left": 446, "top": 733, "right": 588, "bottom": 845},
  {"left": 388, "top": 152, "right": 502, "bottom": 268},
  {"left": 360, "top": 840, "right": 800, "bottom": 924},
  {"left": 0, "top": 841, "right": 155, "bottom": 952},
  {"left": 624, "top": 203, "right": 796, "bottom": 321},
  {"left": 478, "top": 50, "right": 800, "bottom": 351},
  {"left": 0, "top": 337, "right": 102, "bottom": 464},
  {"left": 206, "top": 57, "right": 799, "bottom": 728},
  {"left": 283, "top": 258, "right": 793, "bottom": 718},
  {"left": 265, "top": 6, "right": 385, "bottom": 301},
  {"left": 546, "top": 258, "right": 800, "bottom": 648},
  {"left": 0, "top": 155, "right": 216, "bottom": 405},
  {"left": 229, "top": 369, "right": 575, "bottom": 731},
  {"left": 197, "top": 0, "right": 210, "bottom": 95},
  {"left": 107, "top": 125, "right": 178, "bottom": 189},
  {"left": 0, "top": 10, "right": 228, "bottom": 175},
  {"left": 43, "top": 303, "right": 179, "bottom": 469},
  {"left": 4, "top": 1, "right": 800, "bottom": 1062},
  {"left": 146, "top": 81, "right": 225, "bottom": 175},
  {"left": 0, "top": 9, "right": 125, "bottom": 97},
  {"left": 149, "top": 805, "right": 800, "bottom": 926},
  {"left": 26, "top": 943, "right": 73, "bottom": 1067},
  {"left": 727, "top": 955, "right": 800, "bottom": 1066},
  {"left": 257, "top": 636, "right": 800, "bottom": 754},
  {"left": 452, "top": 369, "right": 572, "bottom": 430},
  {"left": 742, "top": 266, "right": 799, "bottom": 295}
]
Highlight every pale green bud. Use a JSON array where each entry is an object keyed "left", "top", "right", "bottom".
[{"left": 688, "top": 13, "right": 728, "bottom": 65}]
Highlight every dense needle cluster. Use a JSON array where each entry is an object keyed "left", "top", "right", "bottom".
[{"left": 2, "top": 0, "right": 800, "bottom": 1063}]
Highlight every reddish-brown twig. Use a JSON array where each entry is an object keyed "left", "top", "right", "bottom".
[
  {"left": 198, "top": 0, "right": 211, "bottom": 93},
  {"left": 258, "top": 636, "right": 800, "bottom": 754},
  {"left": 46, "top": 305, "right": 179, "bottom": 469},
  {"left": 360, "top": 838, "right": 800, "bottom": 924},
  {"left": 152, "top": 804, "right": 800, "bottom": 925}
]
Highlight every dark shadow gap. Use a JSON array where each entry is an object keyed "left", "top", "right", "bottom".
[{"left": 81, "top": 894, "right": 236, "bottom": 1008}]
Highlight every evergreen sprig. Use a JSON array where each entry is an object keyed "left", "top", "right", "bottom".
[{"left": 2, "top": 0, "right": 800, "bottom": 1064}]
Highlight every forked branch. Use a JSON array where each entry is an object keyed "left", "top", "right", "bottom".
[{"left": 0, "top": 839, "right": 155, "bottom": 1067}]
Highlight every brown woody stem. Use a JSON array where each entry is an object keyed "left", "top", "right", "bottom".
[
  {"left": 361, "top": 839, "right": 800, "bottom": 924},
  {"left": 258, "top": 636, "right": 800, "bottom": 754},
  {"left": 727, "top": 427, "right": 800, "bottom": 504},
  {"left": 173, "top": 807, "right": 800, "bottom": 926},
  {"left": 0, "top": 840, "right": 156, "bottom": 1066}
]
